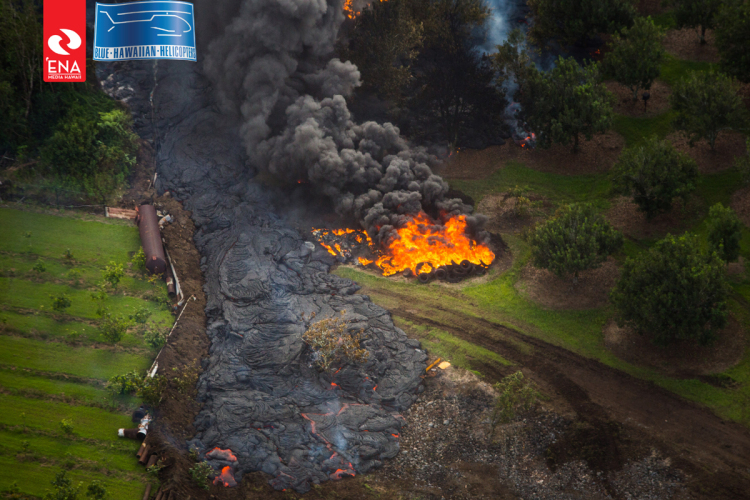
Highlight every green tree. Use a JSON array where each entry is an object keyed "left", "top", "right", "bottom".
[
  {"left": 715, "top": 0, "right": 750, "bottom": 82},
  {"left": 528, "top": 0, "right": 635, "bottom": 44},
  {"left": 488, "top": 371, "right": 537, "bottom": 442},
  {"left": 707, "top": 203, "right": 743, "bottom": 263},
  {"left": 85, "top": 481, "right": 107, "bottom": 500},
  {"left": 102, "top": 261, "right": 124, "bottom": 289},
  {"left": 50, "top": 293, "right": 72, "bottom": 313},
  {"left": 522, "top": 57, "right": 615, "bottom": 152},
  {"left": 610, "top": 233, "right": 729, "bottom": 345},
  {"left": 671, "top": 0, "right": 722, "bottom": 44},
  {"left": 340, "top": 0, "right": 424, "bottom": 102},
  {"left": 43, "top": 471, "right": 80, "bottom": 500},
  {"left": 189, "top": 462, "right": 213, "bottom": 491},
  {"left": 99, "top": 312, "right": 131, "bottom": 344},
  {"left": 670, "top": 71, "right": 746, "bottom": 150},
  {"left": 528, "top": 203, "right": 623, "bottom": 283},
  {"left": 610, "top": 137, "right": 698, "bottom": 219},
  {"left": 603, "top": 17, "right": 666, "bottom": 101}
]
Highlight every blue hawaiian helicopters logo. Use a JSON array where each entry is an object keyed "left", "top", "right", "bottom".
[{"left": 93, "top": 1, "right": 196, "bottom": 61}]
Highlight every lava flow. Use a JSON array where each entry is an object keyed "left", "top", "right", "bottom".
[
  {"left": 375, "top": 212, "right": 495, "bottom": 276},
  {"left": 213, "top": 466, "right": 238, "bottom": 487}
]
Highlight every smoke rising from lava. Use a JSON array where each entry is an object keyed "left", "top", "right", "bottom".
[{"left": 198, "top": 0, "right": 488, "bottom": 247}]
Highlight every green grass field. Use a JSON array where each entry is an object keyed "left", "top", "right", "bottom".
[{"left": 0, "top": 207, "right": 171, "bottom": 498}]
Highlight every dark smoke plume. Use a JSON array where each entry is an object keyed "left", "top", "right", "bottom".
[{"left": 198, "top": 0, "right": 488, "bottom": 246}]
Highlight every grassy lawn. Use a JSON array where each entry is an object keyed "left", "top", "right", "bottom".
[{"left": 0, "top": 207, "right": 170, "bottom": 497}]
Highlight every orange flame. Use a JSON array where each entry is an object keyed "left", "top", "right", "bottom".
[
  {"left": 213, "top": 466, "right": 237, "bottom": 487},
  {"left": 358, "top": 256, "right": 374, "bottom": 266},
  {"left": 374, "top": 212, "right": 494, "bottom": 276},
  {"left": 206, "top": 447, "right": 237, "bottom": 462},
  {"left": 312, "top": 227, "right": 374, "bottom": 257}
]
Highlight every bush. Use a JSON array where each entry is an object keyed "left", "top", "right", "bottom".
[
  {"left": 707, "top": 203, "right": 742, "bottom": 263},
  {"left": 129, "top": 306, "right": 152, "bottom": 325},
  {"left": 715, "top": 0, "right": 750, "bottom": 82},
  {"left": 90, "top": 285, "right": 109, "bottom": 318},
  {"left": 63, "top": 248, "right": 74, "bottom": 261},
  {"left": 603, "top": 17, "right": 665, "bottom": 101},
  {"left": 189, "top": 462, "right": 213, "bottom": 491},
  {"left": 171, "top": 360, "right": 200, "bottom": 396},
  {"left": 131, "top": 248, "right": 146, "bottom": 271},
  {"left": 106, "top": 370, "right": 143, "bottom": 396},
  {"left": 50, "top": 293, "right": 72, "bottom": 313},
  {"left": 139, "top": 375, "right": 167, "bottom": 407},
  {"left": 102, "top": 261, "right": 124, "bottom": 289},
  {"left": 670, "top": 71, "right": 746, "bottom": 150},
  {"left": 99, "top": 312, "right": 131, "bottom": 344},
  {"left": 43, "top": 471, "right": 80, "bottom": 500},
  {"left": 489, "top": 371, "right": 537, "bottom": 441},
  {"left": 33, "top": 259, "right": 46, "bottom": 273},
  {"left": 610, "top": 233, "right": 729, "bottom": 345},
  {"left": 528, "top": 203, "right": 623, "bottom": 283},
  {"left": 59, "top": 419, "right": 74, "bottom": 435},
  {"left": 610, "top": 137, "right": 698, "bottom": 219},
  {"left": 302, "top": 311, "right": 369, "bottom": 372},
  {"left": 85, "top": 481, "right": 107, "bottom": 500},
  {"left": 144, "top": 322, "right": 168, "bottom": 350}
]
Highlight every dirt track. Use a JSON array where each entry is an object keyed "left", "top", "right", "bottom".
[{"left": 362, "top": 285, "right": 750, "bottom": 500}]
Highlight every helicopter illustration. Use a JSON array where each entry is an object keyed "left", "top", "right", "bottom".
[{"left": 98, "top": 8, "right": 192, "bottom": 37}]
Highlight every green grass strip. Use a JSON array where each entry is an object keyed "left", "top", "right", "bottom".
[
  {"left": 0, "top": 207, "right": 141, "bottom": 265},
  {"left": 659, "top": 54, "right": 716, "bottom": 87},
  {"left": 0, "top": 455, "right": 145, "bottom": 500},
  {"left": 449, "top": 160, "right": 612, "bottom": 207},
  {"left": 612, "top": 111, "right": 676, "bottom": 146},
  {"left": 0, "top": 335, "right": 150, "bottom": 380},
  {"left": 0, "top": 393, "right": 135, "bottom": 443}
]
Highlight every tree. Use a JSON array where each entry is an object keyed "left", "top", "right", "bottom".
[
  {"left": 85, "top": 481, "right": 108, "bottom": 500},
  {"left": 527, "top": 0, "right": 635, "bottom": 44},
  {"left": 50, "top": 293, "right": 72, "bottom": 313},
  {"left": 604, "top": 17, "right": 666, "bottom": 101},
  {"left": 670, "top": 71, "right": 746, "bottom": 150},
  {"left": 44, "top": 471, "right": 80, "bottom": 500},
  {"left": 99, "top": 312, "right": 131, "bottom": 344},
  {"left": 671, "top": 0, "right": 722, "bottom": 44},
  {"left": 102, "top": 261, "right": 124, "bottom": 289},
  {"left": 340, "top": 0, "right": 424, "bottom": 102},
  {"left": 488, "top": 371, "right": 537, "bottom": 442},
  {"left": 715, "top": 0, "right": 750, "bottom": 82},
  {"left": 302, "top": 311, "right": 369, "bottom": 371},
  {"left": 707, "top": 203, "right": 743, "bottom": 263},
  {"left": 522, "top": 57, "right": 615, "bottom": 152},
  {"left": 610, "top": 233, "right": 729, "bottom": 345},
  {"left": 610, "top": 137, "right": 698, "bottom": 219},
  {"left": 528, "top": 203, "right": 623, "bottom": 283}
]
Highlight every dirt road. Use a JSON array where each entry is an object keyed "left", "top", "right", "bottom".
[{"left": 361, "top": 285, "right": 750, "bottom": 500}]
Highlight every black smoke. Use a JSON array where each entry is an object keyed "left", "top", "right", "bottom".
[{"left": 197, "top": 0, "right": 488, "bottom": 246}]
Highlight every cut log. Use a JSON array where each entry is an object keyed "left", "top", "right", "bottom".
[
  {"left": 141, "top": 484, "right": 152, "bottom": 500},
  {"left": 136, "top": 442, "right": 147, "bottom": 458},
  {"left": 146, "top": 454, "right": 158, "bottom": 468},
  {"left": 138, "top": 445, "right": 151, "bottom": 464},
  {"left": 106, "top": 207, "right": 138, "bottom": 220}
]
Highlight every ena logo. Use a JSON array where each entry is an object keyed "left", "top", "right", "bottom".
[
  {"left": 43, "top": 0, "right": 86, "bottom": 82},
  {"left": 48, "top": 29, "right": 81, "bottom": 56}
]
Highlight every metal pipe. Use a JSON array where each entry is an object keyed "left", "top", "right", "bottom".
[{"left": 136, "top": 204, "right": 167, "bottom": 275}]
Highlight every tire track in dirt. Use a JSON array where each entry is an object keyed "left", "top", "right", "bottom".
[{"left": 368, "top": 288, "right": 750, "bottom": 499}]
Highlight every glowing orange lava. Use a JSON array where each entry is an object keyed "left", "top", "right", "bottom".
[
  {"left": 312, "top": 227, "right": 373, "bottom": 257},
  {"left": 206, "top": 447, "right": 237, "bottom": 462},
  {"left": 374, "top": 212, "right": 495, "bottom": 276},
  {"left": 213, "top": 466, "right": 237, "bottom": 487}
]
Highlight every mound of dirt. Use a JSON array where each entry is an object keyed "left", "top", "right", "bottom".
[
  {"left": 515, "top": 258, "right": 620, "bottom": 310},
  {"left": 667, "top": 130, "right": 747, "bottom": 173},
  {"left": 441, "top": 132, "right": 625, "bottom": 180},
  {"left": 604, "top": 80, "right": 671, "bottom": 117},
  {"left": 603, "top": 317, "right": 746, "bottom": 377},
  {"left": 606, "top": 196, "right": 696, "bottom": 240},
  {"left": 663, "top": 28, "right": 720, "bottom": 63}
]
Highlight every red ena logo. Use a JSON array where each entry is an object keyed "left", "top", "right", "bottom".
[{"left": 44, "top": 0, "right": 86, "bottom": 82}]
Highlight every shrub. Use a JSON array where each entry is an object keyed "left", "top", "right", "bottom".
[
  {"left": 610, "top": 233, "right": 729, "bottom": 345},
  {"left": 144, "top": 322, "right": 168, "bottom": 350},
  {"left": 99, "top": 312, "right": 131, "bottom": 344},
  {"left": 671, "top": 0, "right": 722, "bottom": 44},
  {"left": 90, "top": 284, "right": 108, "bottom": 317},
  {"left": 139, "top": 375, "right": 167, "bottom": 407},
  {"left": 610, "top": 137, "right": 698, "bottom": 219},
  {"left": 59, "top": 419, "right": 74, "bottom": 435},
  {"left": 33, "top": 259, "right": 46, "bottom": 273},
  {"left": 106, "top": 370, "right": 143, "bottom": 396},
  {"left": 715, "top": 0, "right": 750, "bottom": 82},
  {"left": 85, "top": 481, "right": 107, "bottom": 500},
  {"left": 528, "top": 203, "right": 623, "bottom": 283},
  {"left": 131, "top": 248, "right": 146, "bottom": 271},
  {"left": 670, "top": 71, "right": 746, "bottom": 150},
  {"left": 528, "top": 0, "right": 635, "bottom": 44},
  {"left": 707, "top": 203, "right": 742, "bottom": 263},
  {"left": 102, "top": 261, "right": 124, "bottom": 289},
  {"left": 189, "top": 462, "right": 213, "bottom": 491},
  {"left": 603, "top": 17, "right": 665, "bottom": 101},
  {"left": 50, "top": 294, "right": 72, "bottom": 313},
  {"left": 302, "top": 311, "right": 369, "bottom": 372},
  {"left": 489, "top": 371, "right": 537, "bottom": 441},
  {"left": 43, "top": 471, "right": 80, "bottom": 500},
  {"left": 129, "top": 306, "right": 152, "bottom": 325},
  {"left": 171, "top": 360, "right": 200, "bottom": 396},
  {"left": 63, "top": 248, "right": 74, "bottom": 261}
]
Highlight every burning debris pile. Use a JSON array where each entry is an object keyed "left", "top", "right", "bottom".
[{"left": 312, "top": 213, "right": 495, "bottom": 282}]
